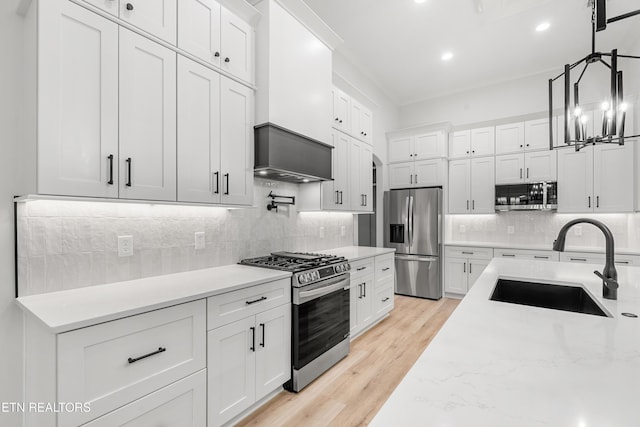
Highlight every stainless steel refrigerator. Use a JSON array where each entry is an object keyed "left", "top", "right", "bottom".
[{"left": 384, "top": 188, "right": 442, "bottom": 300}]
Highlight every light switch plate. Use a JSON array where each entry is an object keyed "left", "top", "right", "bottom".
[
  {"left": 459, "top": 224, "right": 466, "bottom": 233},
  {"left": 319, "top": 227, "right": 325, "bottom": 239},
  {"left": 195, "top": 232, "right": 205, "bottom": 250},
  {"left": 118, "top": 235, "right": 133, "bottom": 257},
  {"left": 574, "top": 225, "right": 583, "bottom": 236},
  {"left": 507, "top": 226, "right": 515, "bottom": 234}
]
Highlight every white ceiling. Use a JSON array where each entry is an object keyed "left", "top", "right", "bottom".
[{"left": 303, "top": 0, "right": 640, "bottom": 105}]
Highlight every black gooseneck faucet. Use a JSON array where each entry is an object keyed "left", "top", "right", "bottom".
[{"left": 552, "top": 218, "right": 619, "bottom": 300}]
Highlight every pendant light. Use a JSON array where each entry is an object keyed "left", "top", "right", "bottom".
[{"left": 548, "top": 0, "right": 640, "bottom": 151}]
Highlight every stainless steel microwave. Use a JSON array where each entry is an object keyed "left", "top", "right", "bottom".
[{"left": 495, "top": 182, "right": 557, "bottom": 211}]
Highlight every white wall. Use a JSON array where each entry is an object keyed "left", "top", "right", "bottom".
[
  {"left": 0, "top": 1, "right": 24, "bottom": 425},
  {"left": 332, "top": 50, "right": 401, "bottom": 246}
]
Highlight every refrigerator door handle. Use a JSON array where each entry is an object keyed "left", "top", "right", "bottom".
[
  {"left": 405, "top": 196, "right": 411, "bottom": 246},
  {"left": 395, "top": 255, "right": 439, "bottom": 262},
  {"left": 408, "top": 195, "right": 414, "bottom": 248}
]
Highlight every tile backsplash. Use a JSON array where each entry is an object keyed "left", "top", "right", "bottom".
[
  {"left": 446, "top": 211, "right": 640, "bottom": 250},
  {"left": 17, "top": 179, "right": 354, "bottom": 296}
]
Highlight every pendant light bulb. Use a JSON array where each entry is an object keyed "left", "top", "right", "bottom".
[
  {"left": 620, "top": 102, "right": 628, "bottom": 112},
  {"left": 601, "top": 101, "right": 609, "bottom": 111},
  {"left": 606, "top": 109, "right": 613, "bottom": 119},
  {"left": 580, "top": 115, "right": 589, "bottom": 124},
  {"left": 574, "top": 106, "right": 582, "bottom": 118}
]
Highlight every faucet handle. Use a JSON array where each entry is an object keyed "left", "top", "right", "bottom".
[{"left": 593, "top": 270, "right": 619, "bottom": 290}]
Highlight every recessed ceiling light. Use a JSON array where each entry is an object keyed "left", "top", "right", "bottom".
[
  {"left": 536, "top": 22, "right": 550, "bottom": 32},
  {"left": 441, "top": 52, "right": 453, "bottom": 61},
  {"left": 414, "top": 0, "right": 426, "bottom": 3}
]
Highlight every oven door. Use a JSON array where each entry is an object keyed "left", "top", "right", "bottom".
[{"left": 292, "top": 274, "right": 350, "bottom": 370}]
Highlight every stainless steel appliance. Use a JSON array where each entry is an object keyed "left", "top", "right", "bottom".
[
  {"left": 495, "top": 181, "right": 557, "bottom": 211},
  {"left": 384, "top": 188, "right": 442, "bottom": 300},
  {"left": 239, "top": 252, "right": 350, "bottom": 392}
]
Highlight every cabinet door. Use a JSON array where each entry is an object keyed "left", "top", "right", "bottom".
[
  {"left": 177, "top": 0, "right": 221, "bottom": 67},
  {"left": 525, "top": 117, "right": 555, "bottom": 151},
  {"left": 208, "top": 317, "right": 256, "bottom": 426},
  {"left": 82, "top": 0, "right": 119, "bottom": 16},
  {"left": 557, "top": 147, "right": 594, "bottom": 213},
  {"left": 444, "top": 258, "right": 467, "bottom": 294},
  {"left": 350, "top": 100, "right": 363, "bottom": 139},
  {"left": 177, "top": 56, "right": 221, "bottom": 203},
  {"left": 255, "top": 305, "right": 291, "bottom": 401},
  {"left": 449, "top": 131, "right": 470, "bottom": 159},
  {"left": 495, "top": 122, "right": 525, "bottom": 154},
  {"left": 361, "top": 144, "right": 374, "bottom": 211},
  {"left": 468, "top": 259, "right": 490, "bottom": 289},
  {"left": 350, "top": 139, "right": 364, "bottom": 211},
  {"left": 220, "top": 77, "right": 253, "bottom": 205},
  {"left": 220, "top": 6, "right": 253, "bottom": 83},
  {"left": 415, "top": 159, "right": 445, "bottom": 187},
  {"left": 593, "top": 143, "right": 634, "bottom": 212},
  {"left": 349, "top": 278, "right": 359, "bottom": 336},
  {"left": 332, "top": 89, "right": 350, "bottom": 132},
  {"left": 357, "top": 276, "right": 375, "bottom": 328},
  {"left": 415, "top": 131, "right": 445, "bottom": 159},
  {"left": 361, "top": 108, "right": 373, "bottom": 145},
  {"left": 525, "top": 150, "right": 557, "bottom": 183},
  {"left": 495, "top": 154, "right": 525, "bottom": 185},
  {"left": 448, "top": 159, "right": 470, "bottom": 214},
  {"left": 471, "top": 127, "right": 495, "bottom": 156},
  {"left": 38, "top": 0, "right": 119, "bottom": 198},
  {"left": 120, "top": 0, "right": 177, "bottom": 44},
  {"left": 389, "top": 162, "right": 414, "bottom": 189},
  {"left": 470, "top": 157, "right": 495, "bottom": 213},
  {"left": 119, "top": 29, "right": 177, "bottom": 201},
  {"left": 333, "top": 132, "right": 351, "bottom": 208},
  {"left": 388, "top": 136, "right": 413, "bottom": 163},
  {"left": 321, "top": 132, "right": 340, "bottom": 209}
]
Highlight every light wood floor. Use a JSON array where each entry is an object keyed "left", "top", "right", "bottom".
[{"left": 237, "top": 295, "right": 460, "bottom": 427}]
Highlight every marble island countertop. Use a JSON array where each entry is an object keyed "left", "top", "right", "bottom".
[
  {"left": 445, "top": 240, "right": 640, "bottom": 255},
  {"left": 371, "top": 258, "right": 640, "bottom": 426}
]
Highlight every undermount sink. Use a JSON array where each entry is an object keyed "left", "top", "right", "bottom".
[{"left": 490, "top": 279, "right": 609, "bottom": 317}]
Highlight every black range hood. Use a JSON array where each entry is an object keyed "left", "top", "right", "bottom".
[{"left": 254, "top": 123, "right": 333, "bottom": 183}]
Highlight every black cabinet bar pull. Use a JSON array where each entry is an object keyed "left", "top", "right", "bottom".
[
  {"left": 339, "top": 191, "right": 343, "bottom": 205},
  {"left": 362, "top": 283, "right": 366, "bottom": 297},
  {"left": 463, "top": 262, "right": 466, "bottom": 273},
  {"left": 245, "top": 296, "right": 267, "bottom": 305},
  {"left": 461, "top": 251, "right": 474, "bottom": 255},
  {"left": 250, "top": 327, "right": 255, "bottom": 352},
  {"left": 214, "top": 171, "right": 220, "bottom": 194},
  {"left": 335, "top": 190, "right": 339, "bottom": 204},
  {"left": 224, "top": 173, "right": 229, "bottom": 195},
  {"left": 472, "top": 200, "right": 475, "bottom": 210},
  {"left": 382, "top": 267, "right": 390, "bottom": 271},
  {"left": 534, "top": 256, "right": 549, "bottom": 259},
  {"left": 469, "top": 263, "right": 473, "bottom": 274},
  {"left": 128, "top": 347, "right": 165, "bottom": 364},
  {"left": 588, "top": 196, "right": 591, "bottom": 208},
  {"left": 502, "top": 254, "right": 516, "bottom": 257},
  {"left": 356, "top": 266, "right": 366, "bottom": 271},
  {"left": 616, "top": 260, "right": 630, "bottom": 265},
  {"left": 570, "top": 258, "right": 587, "bottom": 262},
  {"left": 358, "top": 284, "right": 362, "bottom": 299},
  {"left": 526, "top": 168, "right": 529, "bottom": 179},
  {"left": 365, "top": 195, "right": 367, "bottom": 206},
  {"left": 107, "top": 154, "right": 114, "bottom": 185},
  {"left": 382, "top": 297, "right": 390, "bottom": 302},
  {"left": 466, "top": 200, "right": 469, "bottom": 210},
  {"left": 260, "top": 323, "right": 265, "bottom": 347},
  {"left": 125, "top": 158, "right": 132, "bottom": 187},
  {"left": 596, "top": 196, "right": 600, "bottom": 208}
]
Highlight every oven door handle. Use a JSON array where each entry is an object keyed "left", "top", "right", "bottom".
[{"left": 297, "top": 279, "right": 349, "bottom": 302}]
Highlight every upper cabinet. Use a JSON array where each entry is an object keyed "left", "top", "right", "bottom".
[
  {"left": 495, "top": 151, "right": 557, "bottom": 185},
  {"left": 495, "top": 117, "right": 556, "bottom": 154},
  {"left": 120, "top": 0, "right": 178, "bottom": 44},
  {"left": 331, "top": 87, "right": 374, "bottom": 144},
  {"left": 495, "top": 122, "right": 524, "bottom": 154},
  {"left": 388, "top": 131, "right": 447, "bottom": 163},
  {"left": 220, "top": 7, "right": 254, "bottom": 84},
  {"left": 449, "top": 127, "right": 494, "bottom": 159},
  {"left": 448, "top": 157, "right": 495, "bottom": 214}
]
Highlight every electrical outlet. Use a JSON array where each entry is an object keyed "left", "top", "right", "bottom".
[
  {"left": 341, "top": 226, "right": 346, "bottom": 237},
  {"left": 574, "top": 225, "right": 583, "bottom": 236},
  {"left": 507, "top": 226, "right": 515, "bottom": 235},
  {"left": 459, "top": 224, "right": 466, "bottom": 233},
  {"left": 118, "top": 235, "right": 133, "bottom": 257},
  {"left": 195, "top": 232, "right": 205, "bottom": 250},
  {"left": 319, "top": 227, "right": 325, "bottom": 239}
]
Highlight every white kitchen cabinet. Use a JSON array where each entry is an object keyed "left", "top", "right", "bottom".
[
  {"left": 220, "top": 77, "right": 254, "bottom": 206},
  {"left": 470, "top": 127, "right": 495, "bottom": 157},
  {"left": 558, "top": 143, "right": 634, "bottom": 213},
  {"left": 444, "top": 247, "right": 492, "bottom": 296},
  {"left": 470, "top": 157, "right": 495, "bottom": 213},
  {"left": 332, "top": 88, "right": 351, "bottom": 132},
  {"left": 37, "top": 0, "right": 119, "bottom": 198},
  {"left": 388, "top": 136, "right": 413, "bottom": 163},
  {"left": 389, "top": 159, "right": 447, "bottom": 189},
  {"left": 355, "top": 275, "right": 375, "bottom": 328},
  {"left": 389, "top": 131, "right": 447, "bottom": 163},
  {"left": 120, "top": 0, "right": 177, "bottom": 44},
  {"left": 448, "top": 159, "right": 471, "bottom": 214},
  {"left": 560, "top": 251, "right": 640, "bottom": 267},
  {"left": 495, "top": 122, "right": 525, "bottom": 154},
  {"left": 177, "top": 56, "right": 221, "bottom": 204},
  {"left": 361, "top": 108, "right": 373, "bottom": 145},
  {"left": 208, "top": 304, "right": 290, "bottom": 427},
  {"left": 449, "top": 130, "right": 471, "bottom": 159},
  {"left": 374, "top": 253, "right": 395, "bottom": 318},
  {"left": 495, "top": 151, "right": 557, "bottom": 184},
  {"left": 333, "top": 132, "right": 351, "bottom": 209},
  {"left": 350, "top": 139, "right": 367, "bottom": 211},
  {"left": 177, "top": 0, "right": 222, "bottom": 68},
  {"left": 525, "top": 117, "right": 556, "bottom": 151},
  {"left": 350, "top": 257, "right": 375, "bottom": 337},
  {"left": 119, "top": 28, "right": 177, "bottom": 202},
  {"left": 220, "top": 7, "right": 254, "bottom": 84},
  {"left": 493, "top": 248, "right": 559, "bottom": 261},
  {"left": 351, "top": 99, "right": 373, "bottom": 144}
]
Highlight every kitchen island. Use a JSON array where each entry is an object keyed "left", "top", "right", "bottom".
[{"left": 371, "top": 258, "right": 640, "bottom": 426}]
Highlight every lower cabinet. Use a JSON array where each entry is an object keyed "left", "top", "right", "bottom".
[
  {"left": 207, "top": 303, "right": 291, "bottom": 427},
  {"left": 83, "top": 370, "right": 207, "bottom": 426},
  {"left": 444, "top": 246, "right": 493, "bottom": 296},
  {"left": 350, "top": 265, "right": 374, "bottom": 337},
  {"left": 560, "top": 251, "right": 640, "bottom": 266},
  {"left": 493, "top": 248, "right": 559, "bottom": 261}
]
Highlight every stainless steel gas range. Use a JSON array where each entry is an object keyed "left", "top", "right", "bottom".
[{"left": 240, "top": 252, "right": 351, "bottom": 392}]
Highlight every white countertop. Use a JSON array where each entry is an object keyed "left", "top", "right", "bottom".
[
  {"left": 16, "top": 265, "right": 291, "bottom": 333},
  {"left": 371, "top": 258, "right": 640, "bottom": 426},
  {"left": 446, "top": 240, "right": 640, "bottom": 255},
  {"left": 317, "top": 245, "right": 395, "bottom": 261}
]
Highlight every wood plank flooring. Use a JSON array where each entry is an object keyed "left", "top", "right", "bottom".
[{"left": 237, "top": 295, "right": 460, "bottom": 427}]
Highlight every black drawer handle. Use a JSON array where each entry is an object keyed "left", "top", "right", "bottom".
[
  {"left": 260, "top": 323, "right": 265, "bottom": 347},
  {"left": 501, "top": 254, "right": 516, "bottom": 257},
  {"left": 125, "top": 157, "right": 132, "bottom": 187},
  {"left": 250, "top": 327, "right": 255, "bottom": 352},
  {"left": 224, "top": 173, "right": 230, "bottom": 195},
  {"left": 107, "top": 154, "right": 114, "bottom": 185},
  {"left": 382, "top": 267, "right": 390, "bottom": 271},
  {"left": 128, "top": 347, "right": 165, "bottom": 364},
  {"left": 382, "top": 297, "right": 390, "bottom": 302},
  {"left": 616, "top": 260, "right": 630, "bottom": 265},
  {"left": 570, "top": 258, "right": 587, "bottom": 262},
  {"left": 213, "top": 171, "right": 219, "bottom": 194},
  {"left": 461, "top": 251, "right": 474, "bottom": 255},
  {"left": 534, "top": 256, "right": 549, "bottom": 259},
  {"left": 356, "top": 267, "right": 367, "bottom": 271},
  {"left": 246, "top": 296, "right": 267, "bottom": 305}
]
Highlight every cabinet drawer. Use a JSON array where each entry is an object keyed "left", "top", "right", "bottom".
[
  {"left": 494, "top": 248, "right": 558, "bottom": 261},
  {"left": 559, "top": 252, "right": 605, "bottom": 265},
  {"left": 445, "top": 246, "right": 493, "bottom": 260},
  {"left": 57, "top": 300, "right": 206, "bottom": 427},
  {"left": 375, "top": 253, "right": 394, "bottom": 281},
  {"left": 375, "top": 280, "right": 394, "bottom": 316},
  {"left": 350, "top": 257, "right": 375, "bottom": 278},
  {"left": 83, "top": 369, "right": 206, "bottom": 426},
  {"left": 207, "top": 279, "right": 290, "bottom": 330}
]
